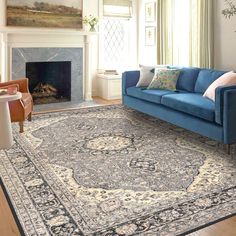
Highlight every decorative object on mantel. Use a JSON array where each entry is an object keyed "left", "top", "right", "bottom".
[
  {"left": 222, "top": 0, "right": 236, "bottom": 31},
  {"left": 1, "top": 106, "right": 236, "bottom": 235},
  {"left": 6, "top": 0, "right": 83, "bottom": 29},
  {"left": 83, "top": 15, "right": 99, "bottom": 32}
]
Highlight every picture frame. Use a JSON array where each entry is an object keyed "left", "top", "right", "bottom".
[
  {"left": 145, "top": 26, "right": 156, "bottom": 46},
  {"left": 145, "top": 2, "right": 156, "bottom": 22},
  {"left": 6, "top": 0, "right": 83, "bottom": 29}
]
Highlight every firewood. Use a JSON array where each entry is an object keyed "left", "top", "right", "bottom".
[{"left": 32, "top": 83, "right": 57, "bottom": 99}]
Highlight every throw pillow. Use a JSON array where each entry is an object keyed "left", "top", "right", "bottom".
[
  {"left": 136, "top": 65, "right": 167, "bottom": 87},
  {"left": 203, "top": 71, "right": 236, "bottom": 101},
  {"left": 147, "top": 68, "right": 181, "bottom": 90}
]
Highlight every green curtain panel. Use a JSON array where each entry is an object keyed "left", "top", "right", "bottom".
[
  {"left": 189, "top": 0, "right": 214, "bottom": 68},
  {"left": 157, "top": 0, "right": 175, "bottom": 65},
  {"left": 157, "top": 0, "right": 213, "bottom": 68}
]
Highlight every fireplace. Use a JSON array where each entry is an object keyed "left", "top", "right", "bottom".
[{"left": 26, "top": 61, "right": 71, "bottom": 105}]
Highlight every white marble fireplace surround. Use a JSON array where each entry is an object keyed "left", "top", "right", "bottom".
[
  {"left": 12, "top": 47, "right": 83, "bottom": 102},
  {"left": 0, "top": 27, "right": 97, "bottom": 101}
]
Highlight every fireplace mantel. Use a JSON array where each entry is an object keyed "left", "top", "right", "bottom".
[
  {"left": 0, "top": 26, "right": 96, "bottom": 36},
  {"left": 0, "top": 27, "right": 97, "bottom": 101}
]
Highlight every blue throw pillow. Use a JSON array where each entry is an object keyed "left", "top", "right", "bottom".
[{"left": 194, "top": 69, "right": 226, "bottom": 94}]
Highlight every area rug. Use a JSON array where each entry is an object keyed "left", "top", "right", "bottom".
[{"left": 1, "top": 105, "right": 236, "bottom": 236}]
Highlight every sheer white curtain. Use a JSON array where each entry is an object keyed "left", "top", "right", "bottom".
[
  {"left": 157, "top": 0, "right": 213, "bottom": 68},
  {"left": 189, "top": 0, "right": 214, "bottom": 68}
]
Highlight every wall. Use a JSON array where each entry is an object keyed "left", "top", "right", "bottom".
[
  {"left": 138, "top": 0, "right": 157, "bottom": 66},
  {"left": 214, "top": 0, "right": 236, "bottom": 70}
]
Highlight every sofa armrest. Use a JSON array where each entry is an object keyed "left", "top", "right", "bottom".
[
  {"left": 122, "top": 71, "right": 140, "bottom": 95},
  {"left": 223, "top": 89, "right": 236, "bottom": 144},
  {"left": 215, "top": 85, "right": 236, "bottom": 125},
  {"left": 0, "top": 78, "right": 30, "bottom": 93}
]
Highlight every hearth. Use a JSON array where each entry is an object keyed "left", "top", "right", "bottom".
[{"left": 26, "top": 61, "right": 71, "bottom": 105}]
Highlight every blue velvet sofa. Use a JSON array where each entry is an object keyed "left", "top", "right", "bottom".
[{"left": 122, "top": 67, "right": 236, "bottom": 153}]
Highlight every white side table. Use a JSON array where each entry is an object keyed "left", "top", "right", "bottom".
[
  {"left": 0, "top": 92, "right": 22, "bottom": 149},
  {"left": 97, "top": 74, "right": 122, "bottom": 100}
]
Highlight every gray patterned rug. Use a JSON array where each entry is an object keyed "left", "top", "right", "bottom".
[{"left": 1, "top": 105, "right": 236, "bottom": 236}]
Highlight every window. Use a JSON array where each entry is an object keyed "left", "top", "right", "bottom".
[
  {"left": 173, "top": 0, "right": 190, "bottom": 66},
  {"left": 99, "top": 0, "right": 135, "bottom": 72},
  {"left": 103, "top": 0, "right": 132, "bottom": 18}
]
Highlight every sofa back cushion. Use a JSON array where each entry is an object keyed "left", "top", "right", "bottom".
[
  {"left": 194, "top": 69, "right": 226, "bottom": 94},
  {"left": 176, "top": 67, "right": 201, "bottom": 92}
]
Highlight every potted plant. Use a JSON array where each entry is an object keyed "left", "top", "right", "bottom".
[{"left": 83, "top": 15, "right": 99, "bottom": 32}]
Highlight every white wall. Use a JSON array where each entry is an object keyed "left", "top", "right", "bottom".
[
  {"left": 0, "top": 0, "right": 6, "bottom": 27},
  {"left": 138, "top": 0, "right": 157, "bottom": 66},
  {"left": 214, "top": 0, "right": 236, "bottom": 70},
  {"left": 83, "top": 0, "right": 99, "bottom": 96}
]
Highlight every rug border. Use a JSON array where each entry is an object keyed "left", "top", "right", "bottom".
[
  {"left": 33, "top": 103, "right": 120, "bottom": 116},
  {"left": 0, "top": 177, "right": 26, "bottom": 236},
  {"left": 1, "top": 176, "right": 236, "bottom": 236},
  {"left": 1, "top": 105, "right": 236, "bottom": 235}
]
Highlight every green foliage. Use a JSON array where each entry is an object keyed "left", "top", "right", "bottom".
[
  {"left": 83, "top": 15, "right": 98, "bottom": 27},
  {"left": 222, "top": 0, "right": 236, "bottom": 18}
]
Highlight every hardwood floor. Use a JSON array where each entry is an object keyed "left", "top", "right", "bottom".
[
  {"left": 93, "top": 96, "right": 122, "bottom": 105},
  {"left": 1, "top": 97, "right": 236, "bottom": 236},
  {"left": 0, "top": 186, "right": 20, "bottom": 236},
  {"left": 188, "top": 216, "right": 236, "bottom": 236}
]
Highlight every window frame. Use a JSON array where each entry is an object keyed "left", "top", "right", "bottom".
[{"left": 98, "top": 0, "right": 138, "bottom": 72}]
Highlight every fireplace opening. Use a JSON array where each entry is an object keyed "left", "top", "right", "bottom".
[{"left": 26, "top": 61, "right": 71, "bottom": 105}]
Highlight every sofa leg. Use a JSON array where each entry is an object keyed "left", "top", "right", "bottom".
[
  {"left": 19, "top": 122, "right": 24, "bottom": 133},
  {"left": 28, "top": 112, "right": 32, "bottom": 121},
  {"left": 226, "top": 144, "right": 231, "bottom": 155}
]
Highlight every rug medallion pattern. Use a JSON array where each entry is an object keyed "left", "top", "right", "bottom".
[{"left": 0, "top": 105, "right": 236, "bottom": 235}]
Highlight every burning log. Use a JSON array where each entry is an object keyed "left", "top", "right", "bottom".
[{"left": 32, "top": 83, "right": 57, "bottom": 98}]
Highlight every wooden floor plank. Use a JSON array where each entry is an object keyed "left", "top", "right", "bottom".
[
  {"left": 189, "top": 217, "right": 236, "bottom": 236},
  {"left": 0, "top": 187, "right": 20, "bottom": 236}
]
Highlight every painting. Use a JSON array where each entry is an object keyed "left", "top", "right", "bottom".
[
  {"left": 145, "top": 26, "right": 156, "bottom": 46},
  {"left": 145, "top": 2, "right": 156, "bottom": 22},
  {"left": 6, "top": 0, "right": 83, "bottom": 29}
]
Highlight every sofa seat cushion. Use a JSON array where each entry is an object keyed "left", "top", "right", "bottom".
[
  {"left": 161, "top": 93, "right": 215, "bottom": 122},
  {"left": 127, "top": 86, "right": 175, "bottom": 104}
]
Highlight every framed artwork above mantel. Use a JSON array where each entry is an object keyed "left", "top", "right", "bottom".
[{"left": 6, "top": 0, "right": 83, "bottom": 29}]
